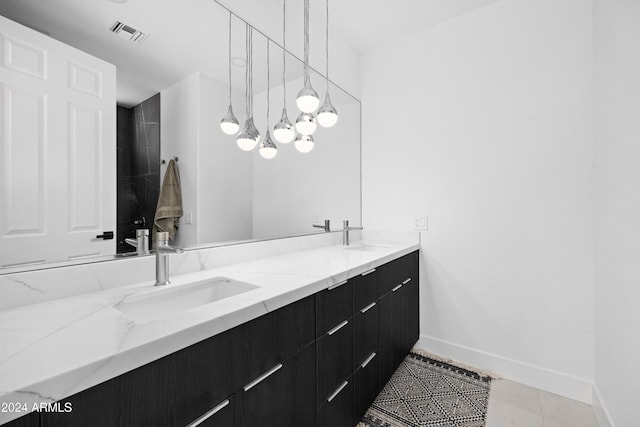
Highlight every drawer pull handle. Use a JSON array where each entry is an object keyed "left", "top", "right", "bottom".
[
  {"left": 361, "top": 268, "right": 377, "bottom": 277},
  {"left": 360, "top": 302, "right": 376, "bottom": 313},
  {"left": 327, "top": 380, "right": 349, "bottom": 403},
  {"left": 328, "top": 280, "right": 348, "bottom": 291},
  {"left": 327, "top": 320, "right": 349, "bottom": 336},
  {"left": 243, "top": 363, "right": 283, "bottom": 392},
  {"left": 392, "top": 284, "right": 403, "bottom": 292},
  {"left": 361, "top": 352, "right": 377, "bottom": 369},
  {"left": 187, "top": 399, "right": 230, "bottom": 427},
  {"left": 403, "top": 278, "right": 412, "bottom": 285}
]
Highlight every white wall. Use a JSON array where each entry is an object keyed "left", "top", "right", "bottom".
[
  {"left": 362, "top": 0, "right": 595, "bottom": 402},
  {"left": 593, "top": 0, "right": 640, "bottom": 425}
]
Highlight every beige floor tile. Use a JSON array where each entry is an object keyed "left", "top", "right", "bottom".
[
  {"left": 486, "top": 398, "right": 544, "bottom": 427},
  {"left": 489, "top": 379, "right": 543, "bottom": 415},
  {"left": 538, "top": 390, "right": 599, "bottom": 427}
]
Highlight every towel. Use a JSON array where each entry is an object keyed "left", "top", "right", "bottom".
[{"left": 153, "top": 159, "right": 183, "bottom": 241}]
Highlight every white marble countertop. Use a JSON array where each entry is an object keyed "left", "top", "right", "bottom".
[{"left": 0, "top": 239, "right": 418, "bottom": 423}]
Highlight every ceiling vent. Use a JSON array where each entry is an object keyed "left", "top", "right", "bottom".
[{"left": 109, "top": 21, "right": 148, "bottom": 44}]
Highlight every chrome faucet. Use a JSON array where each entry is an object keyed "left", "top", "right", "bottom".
[
  {"left": 342, "top": 220, "right": 363, "bottom": 246},
  {"left": 154, "top": 232, "right": 184, "bottom": 286},
  {"left": 124, "top": 229, "right": 150, "bottom": 256},
  {"left": 313, "top": 219, "right": 331, "bottom": 232}
]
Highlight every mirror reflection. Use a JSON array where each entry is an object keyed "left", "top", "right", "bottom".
[{"left": 0, "top": 0, "right": 361, "bottom": 271}]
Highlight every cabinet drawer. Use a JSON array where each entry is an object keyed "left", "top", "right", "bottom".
[
  {"left": 317, "top": 377, "right": 354, "bottom": 427},
  {"left": 354, "top": 301, "right": 379, "bottom": 368},
  {"left": 236, "top": 342, "right": 316, "bottom": 427},
  {"left": 187, "top": 395, "right": 234, "bottom": 427},
  {"left": 317, "top": 319, "right": 354, "bottom": 408},
  {"left": 316, "top": 279, "right": 353, "bottom": 337},
  {"left": 354, "top": 352, "right": 379, "bottom": 425},
  {"left": 234, "top": 295, "right": 315, "bottom": 387},
  {"left": 354, "top": 267, "right": 380, "bottom": 312},
  {"left": 4, "top": 412, "right": 39, "bottom": 427}
]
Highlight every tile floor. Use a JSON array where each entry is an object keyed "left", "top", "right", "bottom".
[{"left": 486, "top": 379, "right": 599, "bottom": 427}]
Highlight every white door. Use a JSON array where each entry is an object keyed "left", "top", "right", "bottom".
[{"left": 0, "top": 15, "right": 116, "bottom": 268}]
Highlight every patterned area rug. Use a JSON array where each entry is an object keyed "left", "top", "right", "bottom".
[{"left": 360, "top": 352, "right": 492, "bottom": 427}]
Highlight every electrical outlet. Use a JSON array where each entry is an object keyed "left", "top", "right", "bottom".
[
  {"left": 413, "top": 216, "right": 428, "bottom": 230},
  {"left": 184, "top": 212, "right": 193, "bottom": 224}
]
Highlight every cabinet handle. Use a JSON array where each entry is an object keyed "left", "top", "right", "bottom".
[
  {"left": 392, "top": 284, "right": 403, "bottom": 292},
  {"left": 327, "top": 380, "right": 349, "bottom": 403},
  {"left": 328, "top": 280, "right": 348, "bottom": 291},
  {"left": 360, "top": 302, "right": 376, "bottom": 313},
  {"left": 361, "top": 352, "right": 377, "bottom": 369},
  {"left": 403, "top": 278, "right": 412, "bottom": 285},
  {"left": 187, "top": 399, "right": 230, "bottom": 427},
  {"left": 327, "top": 320, "right": 349, "bottom": 336},
  {"left": 361, "top": 268, "right": 377, "bottom": 276},
  {"left": 243, "top": 363, "right": 283, "bottom": 392}
]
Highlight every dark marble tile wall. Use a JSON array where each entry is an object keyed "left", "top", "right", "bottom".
[{"left": 116, "top": 93, "right": 161, "bottom": 253}]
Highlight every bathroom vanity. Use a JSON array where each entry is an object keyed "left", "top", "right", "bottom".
[{"left": 0, "top": 235, "right": 419, "bottom": 426}]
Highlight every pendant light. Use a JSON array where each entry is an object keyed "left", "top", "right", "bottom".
[
  {"left": 259, "top": 40, "right": 278, "bottom": 159},
  {"left": 237, "top": 24, "right": 260, "bottom": 151},
  {"left": 295, "top": 112, "right": 317, "bottom": 135},
  {"left": 296, "top": 0, "right": 319, "bottom": 113},
  {"left": 295, "top": 133, "right": 314, "bottom": 153},
  {"left": 316, "top": 0, "right": 338, "bottom": 128},
  {"left": 220, "top": 11, "right": 239, "bottom": 135},
  {"left": 273, "top": 0, "right": 295, "bottom": 144}
]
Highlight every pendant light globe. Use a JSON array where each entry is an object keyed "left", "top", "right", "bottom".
[{"left": 294, "top": 133, "right": 315, "bottom": 153}]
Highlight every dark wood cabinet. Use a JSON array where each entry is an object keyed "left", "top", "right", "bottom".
[
  {"left": 316, "top": 279, "right": 353, "bottom": 338},
  {"left": 236, "top": 342, "right": 316, "bottom": 427},
  {"left": 317, "top": 377, "right": 354, "bottom": 427},
  {"left": 3, "top": 413, "right": 39, "bottom": 427},
  {"left": 317, "top": 319, "right": 354, "bottom": 408},
  {"left": 379, "top": 251, "right": 420, "bottom": 387},
  {"left": 28, "top": 250, "right": 419, "bottom": 427},
  {"left": 354, "top": 301, "right": 378, "bottom": 368},
  {"left": 187, "top": 395, "right": 234, "bottom": 426},
  {"left": 354, "top": 352, "right": 379, "bottom": 425},
  {"left": 234, "top": 295, "right": 315, "bottom": 387}
]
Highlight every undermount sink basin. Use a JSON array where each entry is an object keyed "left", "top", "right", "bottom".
[
  {"left": 114, "top": 277, "right": 259, "bottom": 322},
  {"left": 343, "top": 243, "right": 391, "bottom": 252}
]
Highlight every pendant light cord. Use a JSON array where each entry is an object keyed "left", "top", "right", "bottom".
[
  {"left": 245, "top": 23, "right": 250, "bottom": 118},
  {"left": 303, "top": 0, "right": 310, "bottom": 85},
  {"left": 282, "top": 0, "right": 287, "bottom": 104},
  {"left": 325, "top": 0, "right": 329, "bottom": 92},
  {"left": 266, "top": 39, "right": 270, "bottom": 123},
  {"left": 228, "top": 11, "right": 233, "bottom": 103}
]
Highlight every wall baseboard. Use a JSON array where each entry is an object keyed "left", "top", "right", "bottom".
[
  {"left": 592, "top": 384, "right": 615, "bottom": 427},
  {"left": 415, "top": 335, "right": 593, "bottom": 404}
]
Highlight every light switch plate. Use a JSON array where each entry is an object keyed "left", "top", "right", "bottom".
[{"left": 413, "top": 216, "right": 428, "bottom": 230}]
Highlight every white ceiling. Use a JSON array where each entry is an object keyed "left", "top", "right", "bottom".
[{"left": 0, "top": 0, "right": 501, "bottom": 106}]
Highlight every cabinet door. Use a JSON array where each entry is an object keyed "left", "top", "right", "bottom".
[
  {"left": 234, "top": 295, "right": 315, "bottom": 388},
  {"left": 236, "top": 342, "right": 316, "bottom": 427},
  {"left": 3, "top": 412, "right": 39, "bottom": 427},
  {"left": 354, "top": 268, "right": 379, "bottom": 312},
  {"left": 317, "top": 378, "right": 354, "bottom": 427},
  {"left": 354, "top": 352, "right": 379, "bottom": 425},
  {"left": 316, "top": 279, "right": 353, "bottom": 338},
  {"left": 378, "top": 290, "right": 395, "bottom": 386},
  {"left": 317, "top": 319, "right": 354, "bottom": 408},
  {"left": 186, "top": 395, "right": 234, "bottom": 427},
  {"left": 354, "top": 301, "right": 378, "bottom": 368}
]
